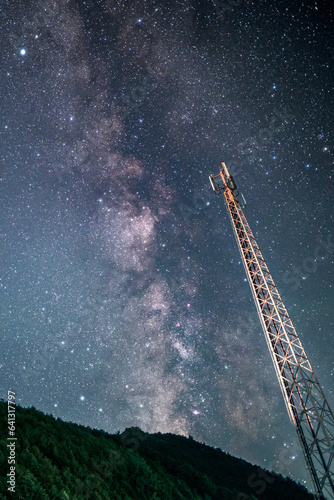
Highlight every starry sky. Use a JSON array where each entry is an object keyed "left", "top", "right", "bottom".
[{"left": 1, "top": 0, "right": 333, "bottom": 492}]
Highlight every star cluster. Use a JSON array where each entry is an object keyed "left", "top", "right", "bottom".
[{"left": 1, "top": 0, "right": 333, "bottom": 492}]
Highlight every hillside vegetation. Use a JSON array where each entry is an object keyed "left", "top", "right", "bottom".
[{"left": 0, "top": 401, "right": 313, "bottom": 499}]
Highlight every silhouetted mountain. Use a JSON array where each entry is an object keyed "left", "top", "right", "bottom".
[{"left": 0, "top": 401, "right": 313, "bottom": 499}]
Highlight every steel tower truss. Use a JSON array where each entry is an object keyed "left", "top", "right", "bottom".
[{"left": 209, "top": 162, "right": 334, "bottom": 500}]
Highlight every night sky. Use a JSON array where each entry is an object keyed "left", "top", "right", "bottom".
[{"left": 1, "top": 0, "right": 333, "bottom": 493}]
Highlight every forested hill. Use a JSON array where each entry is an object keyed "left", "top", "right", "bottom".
[{"left": 0, "top": 401, "right": 313, "bottom": 499}]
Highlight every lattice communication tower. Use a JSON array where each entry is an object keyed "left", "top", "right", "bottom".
[{"left": 209, "top": 162, "right": 334, "bottom": 500}]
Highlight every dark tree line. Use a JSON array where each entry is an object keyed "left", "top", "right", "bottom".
[{"left": 0, "top": 401, "right": 313, "bottom": 499}]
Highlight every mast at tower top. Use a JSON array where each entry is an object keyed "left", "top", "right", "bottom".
[{"left": 209, "top": 161, "right": 334, "bottom": 500}]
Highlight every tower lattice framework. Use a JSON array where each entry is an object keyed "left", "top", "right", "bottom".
[{"left": 209, "top": 162, "right": 334, "bottom": 500}]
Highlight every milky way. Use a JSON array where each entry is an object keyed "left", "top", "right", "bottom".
[{"left": 1, "top": 0, "right": 333, "bottom": 492}]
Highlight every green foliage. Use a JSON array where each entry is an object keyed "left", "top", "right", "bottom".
[{"left": 0, "top": 402, "right": 314, "bottom": 499}]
